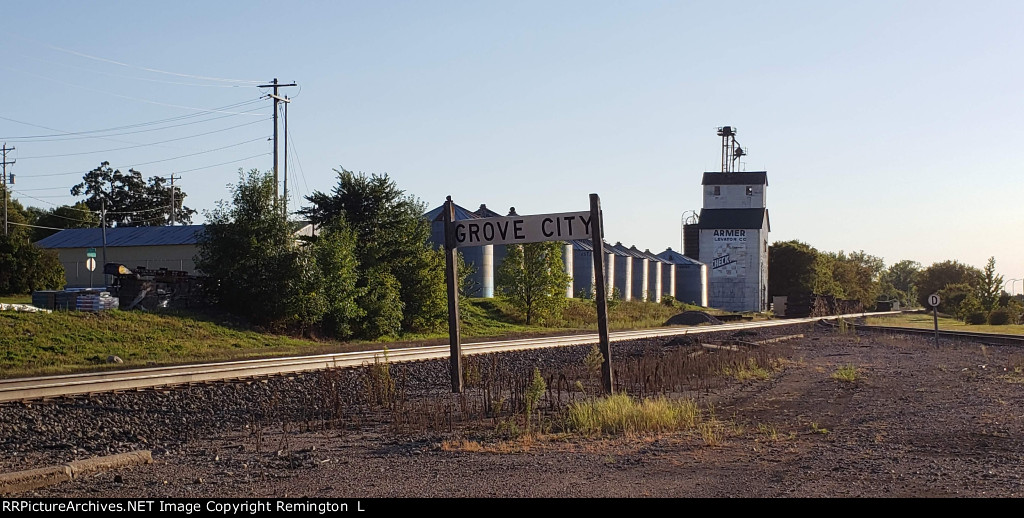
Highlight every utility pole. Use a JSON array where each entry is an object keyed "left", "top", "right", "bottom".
[
  {"left": 169, "top": 174, "right": 180, "bottom": 225},
  {"left": 283, "top": 96, "right": 289, "bottom": 216},
  {"left": 2, "top": 143, "right": 14, "bottom": 236},
  {"left": 101, "top": 198, "right": 109, "bottom": 286},
  {"left": 256, "top": 78, "right": 297, "bottom": 212}
]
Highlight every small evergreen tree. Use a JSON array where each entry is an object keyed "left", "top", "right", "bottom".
[
  {"left": 299, "top": 168, "right": 446, "bottom": 333},
  {"left": 977, "top": 257, "right": 1004, "bottom": 311}
]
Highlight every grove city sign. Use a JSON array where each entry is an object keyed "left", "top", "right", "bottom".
[
  {"left": 452, "top": 211, "right": 593, "bottom": 248},
  {"left": 442, "top": 195, "right": 612, "bottom": 395}
]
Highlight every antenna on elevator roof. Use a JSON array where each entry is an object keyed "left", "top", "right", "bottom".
[{"left": 716, "top": 126, "right": 746, "bottom": 173}]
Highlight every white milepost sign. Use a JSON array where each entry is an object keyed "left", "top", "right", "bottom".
[
  {"left": 929, "top": 293, "right": 940, "bottom": 348},
  {"left": 86, "top": 257, "right": 96, "bottom": 272},
  {"left": 452, "top": 211, "right": 592, "bottom": 248}
]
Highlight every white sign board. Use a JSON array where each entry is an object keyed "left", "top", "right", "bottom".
[
  {"left": 453, "top": 211, "right": 592, "bottom": 248},
  {"left": 711, "top": 229, "right": 747, "bottom": 278},
  {"left": 928, "top": 293, "right": 940, "bottom": 307},
  {"left": 86, "top": 258, "right": 96, "bottom": 272}
]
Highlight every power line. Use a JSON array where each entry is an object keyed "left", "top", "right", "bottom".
[
  {"left": 3, "top": 65, "right": 269, "bottom": 116},
  {"left": 127, "top": 136, "right": 268, "bottom": 167},
  {"left": 0, "top": 99, "right": 265, "bottom": 141},
  {"left": 8, "top": 186, "right": 68, "bottom": 192},
  {"left": 16, "top": 118, "right": 269, "bottom": 159},
  {"left": 38, "top": 39, "right": 264, "bottom": 84},
  {"left": 0, "top": 108, "right": 267, "bottom": 144},
  {"left": 25, "top": 137, "right": 269, "bottom": 178},
  {"left": 175, "top": 152, "right": 270, "bottom": 175},
  {"left": 15, "top": 52, "right": 254, "bottom": 88},
  {"left": 8, "top": 221, "right": 68, "bottom": 231}
]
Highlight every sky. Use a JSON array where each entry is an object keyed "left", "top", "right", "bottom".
[{"left": 2, "top": 1, "right": 1022, "bottom": 290}]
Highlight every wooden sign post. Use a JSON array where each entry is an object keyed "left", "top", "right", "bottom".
[
  {"left": 442, "top": 194, "right": 612, "bottom": 394},
  {"left": 589, "top": 194, "right": 613, "bottom": 394},
  {"left": 442, "top": 197, "right": 463, "bottom": 393}
]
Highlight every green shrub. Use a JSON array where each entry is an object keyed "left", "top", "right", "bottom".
[
  {"left": 989, "top": 309, "right": 1011, "bottom": 325},
  {"left": 0, "top": 234, "right": 65, "bottom": 294},
  {"left": 355, "top": 266, "right": 404, "bottom": 339},
  {"left": 1005, "top": 299, "right": 1023, "bottom": 325},
  {"left": 965, "top": 311, "right": 988, "bottom": 325}
]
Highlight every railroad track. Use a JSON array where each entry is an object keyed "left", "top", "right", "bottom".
[
  {"left": 837, "top": 321, "right": 1024, "bottom": 346},
  {"left": 0, "top": 311, "right": 902, "bottom": 403}
]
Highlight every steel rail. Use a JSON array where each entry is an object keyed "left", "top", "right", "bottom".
[
  {"left": 0, "top": 311, "right": 901, "bottom": 403},
  {"left": 844, "top": 322, "right": 1024, "bottom": 346}
]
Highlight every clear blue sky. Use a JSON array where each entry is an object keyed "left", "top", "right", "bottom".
[{"left": 3, "top": 1, "right": 1022, "bottom": 288}]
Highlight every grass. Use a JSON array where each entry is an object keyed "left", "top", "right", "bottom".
[
  {"left": 0, "top": 309, "right": 327, "bottom": 377},
  {"left": 720, "top": 357, "right": 780, "bottom": 381},
  {"left": 0, "top": 294, "right": 31, "bottom": 304},
  {"left": 831, "top": 364, "right": 861, "bottom": 382},
  {"left": 867, "top": 313, "right": 1024, "bottom": 336},
  {"left": 0, "top": 296, "right": 711, "bottom": 378},
  {"left": 439, "top": 438, "right": 531, "bottom": 453},
  {"left": 564, "top": 393, "right": 703, "bottom": 436}
]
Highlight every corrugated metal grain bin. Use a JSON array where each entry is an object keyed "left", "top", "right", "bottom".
[
  {"left": 610, "top": 244, "right": 632, "bottom": 301},
  {"left": 656, "top": 248, "right": 708, "bottom": 307},
  {"left": 569, "top": 240, "right": 595, "bottom": 298},
  {"left": 424, "top": 203, "right": 493, "bottom": 298},
  {"left": 642, "top": 249, "right": 665, "bottom": 303},
  {"left": 612, "top": 243, "right": 648, "bottom": 302}
]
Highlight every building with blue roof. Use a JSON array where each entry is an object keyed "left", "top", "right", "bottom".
[
  {"left": 35, "top": 222, "right": 316, "bottom": 289},
  {"left": 35, "top": 225, "right": 205, "bottom": 288}
]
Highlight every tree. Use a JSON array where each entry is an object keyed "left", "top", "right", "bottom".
[
  {"left": 830, "top": 251, "right": 883, "bottom": 307},
  {"left": 196, "top": 170, "right": 298, "bottom": 327},
  {"left": 915, "top": 260, "right": 982, "bottom": 307},
  {"left": 29, "top": 203, "right": 99, "bottom": 241},
  {"left": 880, "top": 260, "right": 921, "bottom": 307},
  {"left": 71, "top": 161, "right": 195, "bottom": 226},
  {"left": 936, "top": 283, "right": 974, "bottom": 317},
  {"left": 495, "top": 241, "right": 571, "bottom": 325},
  {"left": 977, "top": 257, "right": 1004, "bottom": 311},
  {"left": 768, "top": 240, "right": 835, "bottom": 297},
  {"left": 310, "top": 222, "right": 364, "bottom": 338},
  {"left": 2, "top": 195, "right": 32, "bottom": 239},
  {"left": 0, "top": 232, "right": 65, "bottom": 294},
  {"left": 768, "top": 241, "right": 819, "bottom": 297},
  {"left": 195, "top": 169, "right": 362, "bottom": 336},
  {"left": 299, "top": 168, "right": 446, "bottom": 333}
]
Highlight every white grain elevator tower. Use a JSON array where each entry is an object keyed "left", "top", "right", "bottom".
[{"left": 687, "top": 126, "right": 770, "bottom": 312}]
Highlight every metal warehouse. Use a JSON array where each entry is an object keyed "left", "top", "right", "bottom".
[
  {"left": 35, "top": 222, "right": 317, "bottom": 289},
  {"left": 35, "top": 225, "right": 205, "bottom": 288}
]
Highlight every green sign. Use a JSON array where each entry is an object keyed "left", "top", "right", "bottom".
[{"left": 86, "top": 248, "right": 97, "bottom": 258}]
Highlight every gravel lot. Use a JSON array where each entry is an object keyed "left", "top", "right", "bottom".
[{"left": 5, "top": 323, "right": 1024, "bottom": 498}]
